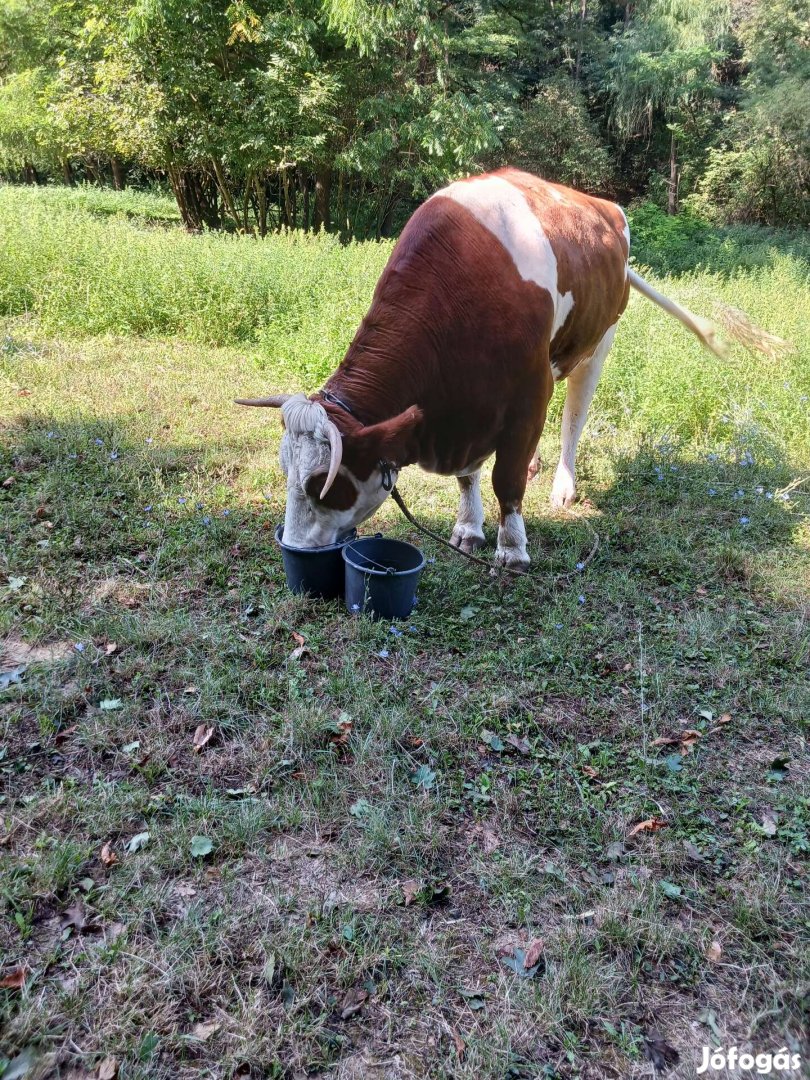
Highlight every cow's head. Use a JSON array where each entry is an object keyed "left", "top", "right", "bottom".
[{"left": 236, "top": 392, "right": 422, "bottom": 548}]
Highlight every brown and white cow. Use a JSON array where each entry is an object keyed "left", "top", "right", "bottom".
[{"left": 237, "top": 168, "right": 728, "bottom": 570}]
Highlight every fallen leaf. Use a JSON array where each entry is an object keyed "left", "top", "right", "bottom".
[
  {"left": 0, "top": 966, "right": 27, "bottom": 990},
  {"left": 643, "top": 1034, "right": 679, "bottom": 1071},
  {"left": 718, "top": 712, "right": 732, "bottom": 724},
  {"left": 628, "top": 817, "right": 668, "bottom": 836},
  {"left": 450, "top": 1027, "right": 465, "bottom": 1058},
  {"left": 469, "top": 824, "right": 500, "bottom": 854},
  {"left": 705, "top": 940, "right": 722, "bottom": 962},
  {"left": 2, "top": 476, "right": 14, "bottom": 488},
  {"left": 761, "top": 810, "right": 778, "bottom": 836},
  {"left": 651, "top": 736, "right": 680, "bottom": 747},
  {"left": 192, "top": 724, "right": 214, "bottom": 752},
  {"left": 191, "top": 1020, "right": 220, "bottom": 1041},
  {"left": 291, "top": 631, "right": 306, "bottom": 646},
  {"left": 289, "top": 645, "right": 311, "bottom": 661},
  {"left": 190, "top": 835, "right": 214, "bottom": 858},
  {"left": 401, "top": 879, "right": 420, "bottom": 906},
  {"left": 98, "top": 698, "right": 123, "bottom": 711},
  {"left": 501, "top": 945, "right": 542, "bottom": 978},
  {"left": 340, "top": 986, "right": 368, "bottom": 1020},
  {"left": 18, "top": 388, "right": 33, "bottom": 396},
  {"left": 458, "top": 987, "right": 486, "bottom": 1011},
  {"left": 97, "top": 1057, "right": 119, "bottom": 1080},
  {"left": 523, "top": 939, "right": 544, "bottom": 969},
  {"left": 505, "top": 733, "right": 531, "bottom": 756},
  {"left": 327, "top": 717, "right": 353, "bottom": 745},
  {"left": 104, "top": 641, "right": 118, "bottom": 656},
  {"left": 100, "top": 843, "right": 118, "bottom": 867},
  {"left": 175, "top": 882, "right": 197, "bottom": 898},
  {"left": 581, "top": 765, "right": 599, "bottom": 778},
  {"left": 183, "top": 685, "right": 199, "bottom": 695},
  {"left": 126, "top": 831, "right": 150, "bottom": 853},
  {"left": 61, "top": 902, "right": 86, "bottom": 933}
]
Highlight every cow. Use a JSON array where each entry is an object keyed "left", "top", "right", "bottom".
[{"left": 236, "top": 168, "right": 730, "bottom": 570}]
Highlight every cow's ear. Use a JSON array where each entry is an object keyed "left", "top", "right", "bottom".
[{"left": 355, "top": 406, "right": 423, "bottom": 465}]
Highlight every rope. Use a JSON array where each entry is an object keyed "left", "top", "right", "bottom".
[{"left": 389, "top": 485, "right": 600, "bottom": 585}]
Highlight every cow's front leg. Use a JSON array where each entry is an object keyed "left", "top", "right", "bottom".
[
  {"left": 550, "top": 324, "right": 616, "bottom": 509},
  {"left": 492, "top": 445, "right": 534, "bottom": 573},
  {"left": 450, "top": 470, "right": 486, "bottom": 554}
]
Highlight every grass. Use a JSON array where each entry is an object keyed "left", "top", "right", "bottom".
[{"left": 1, "top": 185, "right": 809, "bottom": 1079}]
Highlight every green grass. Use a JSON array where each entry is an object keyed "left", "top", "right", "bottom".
[{"left": 1, "top": 185, "right": 809, "bottom": 1079}]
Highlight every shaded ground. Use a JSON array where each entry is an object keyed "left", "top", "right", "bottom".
[{"left": 1, "top": 333, "right": 809, "bottom": 1080}]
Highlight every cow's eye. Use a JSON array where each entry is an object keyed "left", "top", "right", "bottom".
[{"left": 305, "top": 472, "right": 358, "bottom": 511}]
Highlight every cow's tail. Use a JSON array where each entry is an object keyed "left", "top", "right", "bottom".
[
  {"left": 628, "top": 268, "right": 729, "bottom": 358},
  {"left": 628, "top": 268, "right": 794, "bottom": 360}
]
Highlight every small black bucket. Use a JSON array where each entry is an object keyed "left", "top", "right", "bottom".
[
  {"left": 342, "top": 535, "right": 426, "bottom": 620},
  {"left": 275, "top": 524, "right": 356, "bottom": 599}
]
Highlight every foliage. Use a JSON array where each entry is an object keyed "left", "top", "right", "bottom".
[{"left": 0, "top": 0, "right": 806, "bottom": 228}]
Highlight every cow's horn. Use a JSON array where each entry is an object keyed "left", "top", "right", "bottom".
[
  {"left": 320, "top": 421, "right": 343, "bottom": 499},
  {"left": 234, "top": 394, "right": 291, "bottom": 407}
]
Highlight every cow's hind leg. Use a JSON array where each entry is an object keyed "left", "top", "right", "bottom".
[
  {"left": 451, "top": 470, "right": 486, "bottom": 554},
  {"left": 550, "top": 324, "right": 617, "bottom": 509}
]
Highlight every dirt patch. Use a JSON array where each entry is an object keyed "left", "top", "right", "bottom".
[{"left": 1, "top": 635, "right": 75, "bottom": 668}]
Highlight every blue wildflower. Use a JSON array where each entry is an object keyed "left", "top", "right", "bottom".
[
  {"left": 739, "top": 516, "right": 750, "bottom": 525},
  {"left": 94, "top": 438, "right": 104, "bottom": 446},
  {"left": 144, "top": 505, "right": 152, "bottom": 513},
  {"left": 222, "top": 509, "right": 230, "bottom": 517},
  {"left": 202, "top": 516, "right": 211, "bottom": 525},
  {"left": 74, "top": 642, "right": 85, "bottom": 653},
  {"left": 576, "top": 561, "right": 585, "bottom": 571},
  {"left": 578, "top": 595, "right": 586, "bottom": 605},
  {"left": 389, "top": 626, "right": 403, "bottom": 636},
  {"left": 46, "top": 431, "right": 56, "bottom": 440},
  {"left": 377, "top": 649, "right": 389, "bottom": 659},
  {"left": 178, "top": 497, "right": 186, "bottom": 505},
  {"left": 708, "top": 488, "right": 717, "bottom": 497},
  {"left": 109, "top": 451, "right": 118, "bottom": 461}
]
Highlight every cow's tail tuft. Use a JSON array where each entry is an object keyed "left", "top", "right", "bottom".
[{"left": 713, "top": 303, "right": 795, "bottom": 360}]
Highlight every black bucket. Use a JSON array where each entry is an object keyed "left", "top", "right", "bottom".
[
  {"left": 275, "top": 524, "right": 357, "bottom": 599},
  {"left": 342, "top": 535, "right": 426, "bottom": 620}
]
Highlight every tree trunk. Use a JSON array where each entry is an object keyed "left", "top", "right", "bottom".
[
  {"left": 256, "top": 174, "right": 267, "bottom": 237},
  {"left": 667, "top": 132, "right": 679, "bottom": 215},
  {"left": 62, "top": 159, "right": 75, "bottom": 186},
  {"left": 211, "top": 157, "right": 242, "bottom": 230},
  {"left": 24, "top": 161, "right": 40, "bottom": 185},
  {"left": 111, "top": 157, "right": 126, "bottom": 190},
  {"left": 280, "top": 166, "right": 295, "bottom": 229},
  {"left": 300, "top": 168, "right": 310, "bottom": 233},
  {"left": 313, "top": 167, "right": 332, "bottom": 232},
  {"left": 574, "top": 0, "right": 586, "bottom": 83}
]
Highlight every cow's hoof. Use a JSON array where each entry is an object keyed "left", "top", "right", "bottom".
[
  {"left": 450, "top": 526, "right": 485, "bottom": 554},
  {"left": 550, "top": 482, "right": 576, "bottom": 509},
  {"left": 494, "top": 547, "right": 530, "bottom": 573}
]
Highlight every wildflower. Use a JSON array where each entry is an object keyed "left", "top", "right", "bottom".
[
  {"left": 766, "top": 492, "right": 773, "bottom": 500},
  {"left": 350, "top": 603, "right": 360, "bottom": 612},
  {"left": 377, "top": 649, "right": 389, "bottom": 659},
  {"left": 708, "top": 488, "right": 717, "bottom": 496},
  {"left": 144, "top": 505, "right": 152, "bottom": 513},
  {"left": 145, "top": 437, "right": 153, "bottom": 444},
  {"left": 74, "top": 642, "right": 85, "bottom": 653},
  {"left": 779, "top": 492, "right": 790, "bottom": 502},
  {"left": 707, "top": 453, "right": 718, "bottom": 463},
  {"left": 196, "top": 502, "right": 204, "bottom": 510},
  {"left": 739, "top": 516, "right": 750, "bottom": 525},
  {"left": 109, "top": 451, "right": 118, "bottom": 461},
  {"left": 578, "top": 595, "right": 586, "bottom": 605},
  {"left": 576, "top": 561, "right": 585, "bottom": 571},
  {"left": 46, "top": 431, "right": 56, "bottom": 440},
  {"left": 222, "top": 509, "right": 230, "bottom": 517},
  {"left": 389, "top": 626, "right": 403, "bottom": 637},
  {"left": 756, "top": 486, "right": 764, "bottom": 495},
  {"left": 94, "top": 438, "right": 104, "bottom": 446},
  {"left": 178, "top": 497, "right": 186, "bottom": 505},
  {"left": 740, "top": 450, "right": 754, "bottom": 467},
  {"left": 202, "top": 516, "right": 211, "bottom": 525},
  {"left": 732, "top": 488, "right": 744, "bottom": 499},
  {"left": 555, "top": 623, "right": 563, "bottom": 630}
]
